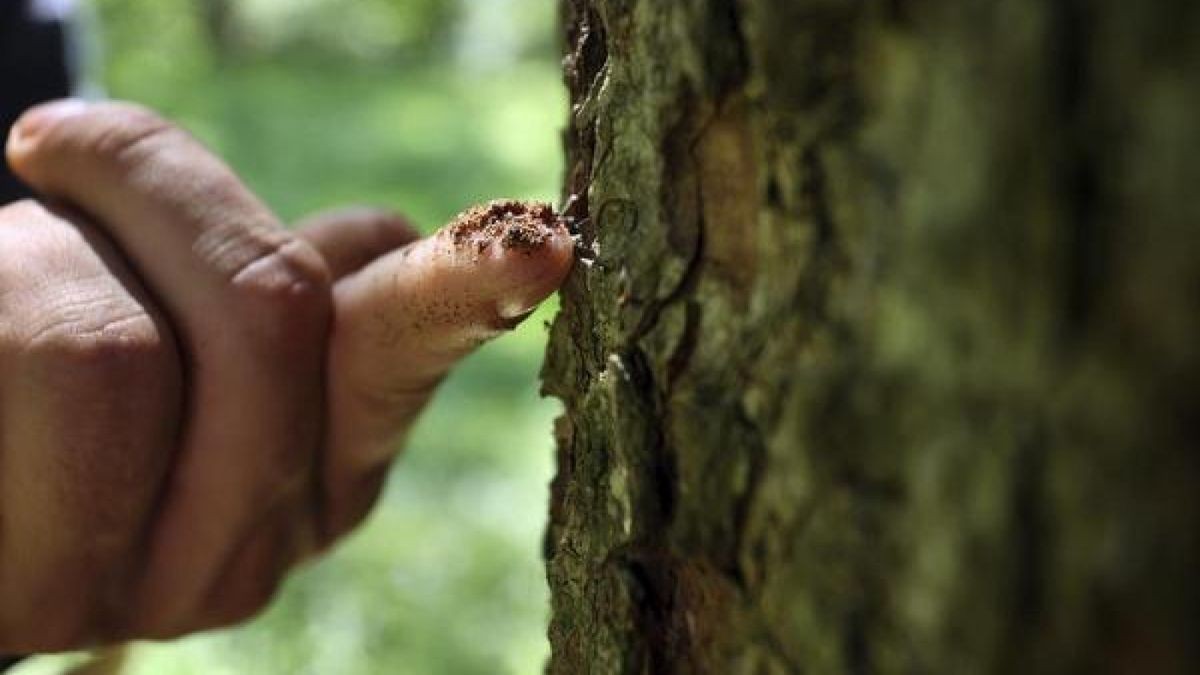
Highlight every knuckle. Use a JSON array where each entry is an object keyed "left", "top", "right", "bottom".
[
  {"left": 228, "top": 234, "right": 331, "bottom": 337},
  {"left": 24, "top": 311, "right": 171, "bottom": 389}
]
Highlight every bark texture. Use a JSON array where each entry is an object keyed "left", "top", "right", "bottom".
[{"left": 542, "top": 1, "right": 1200, "bottom": 672}]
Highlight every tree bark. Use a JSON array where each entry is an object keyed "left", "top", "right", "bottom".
[{"left": 542, "top": 0, "right": 1200, "bottom": 673}]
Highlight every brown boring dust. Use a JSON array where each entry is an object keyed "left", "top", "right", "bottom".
[{"left": 447, "top": 199, "right": 559, "bottom": 257}]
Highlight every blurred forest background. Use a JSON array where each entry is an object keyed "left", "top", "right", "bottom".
[{"left": 19, "top": 0, "right": 565, "bottom": 673}]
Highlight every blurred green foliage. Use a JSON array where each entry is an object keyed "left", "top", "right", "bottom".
[{"left": 17, "top": 1, "right": 565, "bottom": 673}]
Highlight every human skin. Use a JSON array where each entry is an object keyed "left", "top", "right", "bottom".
[{"left": 0, "top": 100, "right": 573, "bottom": 651}]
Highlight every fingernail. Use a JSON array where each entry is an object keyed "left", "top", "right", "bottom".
[
  {"left": 495, "top": 306, "right": 537, "bottom": 330},
  {"left": 7, "top": 99, "right": 90, "bottom": 150}
]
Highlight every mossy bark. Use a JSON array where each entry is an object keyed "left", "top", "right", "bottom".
[{"left": 542, "top": 1, "right": 1200, "bottom": 672}]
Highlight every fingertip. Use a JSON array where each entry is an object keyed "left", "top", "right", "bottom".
[
  {"left": 333, "top": 198, "right": 574, "bottom": 375},
  {"left": 437, "top": 199, "right": 574, "bottom": 318},
  {"left": 6, "top": 98, "right": 92, "bottom": 167},
  {"left": 489, "top": 222, "right": 574, "bottom": 320},
  {"left": 349, "top": 198, "right": 573, "bottom": 327},
  {"left": 328, "top": 199, "right": 573, "bottom": 394}
]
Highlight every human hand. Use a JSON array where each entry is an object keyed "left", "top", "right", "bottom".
[{"left": 0, "top": 100, "right": 572, "bottom": 651}]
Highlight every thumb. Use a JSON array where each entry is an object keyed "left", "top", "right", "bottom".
[{"left": 320, "top": 200, "right": 573, "bottom": 539}]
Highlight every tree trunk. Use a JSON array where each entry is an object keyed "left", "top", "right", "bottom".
[{"left": 542, "top": 1, "right": 1200, "bottom": 673}]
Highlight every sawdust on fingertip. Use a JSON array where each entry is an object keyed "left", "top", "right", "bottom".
[{"left": 446, "top": 199, "right": 560, "bottom": 258}]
